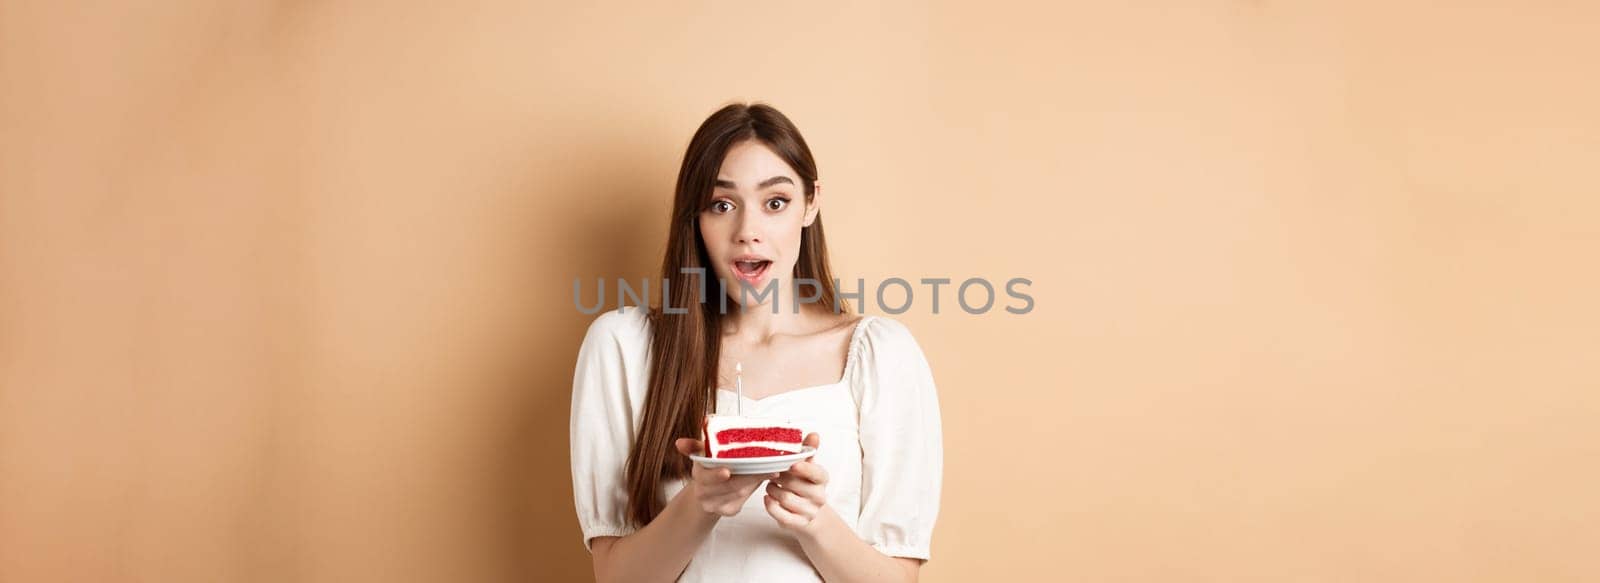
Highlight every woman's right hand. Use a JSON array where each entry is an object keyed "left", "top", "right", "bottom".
[{"left": 675, "top": 438, "right": 775, "bottom": 517}]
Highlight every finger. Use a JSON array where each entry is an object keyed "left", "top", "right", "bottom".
[
  {"left": 707, "top": 477, "right": 771, "bottom": 510},
  {"left": 766, "top": 482, "right": 820, "bottom": 516},
  {"left": 693, "top": 464, "right": 731, "bottom": 484},
  {"left": 763, "top": 493, "right": 806, "bottom": 528},
  {"left": 675, "top": 438, "right": 704, "bottom": 457},
  {"left": 700, "top": 471, "right": 766, "bottom": 496},
  {"left": 766, "top": 481, "right": 819, "bottom": 512},
  {"left": 770, "top": 476, "right": 826, "bottom": 504},
  {"left": 802, "top": 432, "right": 820, "bottom": 460},
  {"left": 770, "top": 473, "right": 824, "bottom": 497},
  {"left": 780, "top": 461, "right": 828, "bottom": 485},
  {"left": 770, "top": 471, "right": 815, "bottom": 491}
]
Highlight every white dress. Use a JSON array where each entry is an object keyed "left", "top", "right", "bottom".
[{"left": 569, "top": 306, "right": 944, "bottom": 582}]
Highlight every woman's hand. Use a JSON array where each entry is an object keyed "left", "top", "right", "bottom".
[
  {"left": 675, "top": 438, "right": 775, "bottom": 517},
  {"left": 764, "top": 432, "right": 830, "bottom": 532}
]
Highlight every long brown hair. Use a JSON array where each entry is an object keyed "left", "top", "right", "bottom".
[{"left": 624, "top": 102, "right": 846, "bottom": 527}]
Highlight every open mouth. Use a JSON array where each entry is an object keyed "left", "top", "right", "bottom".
[{"left": 732, "top": 259, "right": 772, "bottom": 283}]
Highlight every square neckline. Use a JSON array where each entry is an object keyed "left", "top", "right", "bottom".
[{"left": 715, "top": 315, "right": 875, "bottom": 405}]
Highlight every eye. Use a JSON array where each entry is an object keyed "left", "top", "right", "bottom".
[
  {"left": 766, "top": 197, "right": 790, "bottom": 211},
  {"left": 709, "top": 200, "right": 734, "bottom": 214}
]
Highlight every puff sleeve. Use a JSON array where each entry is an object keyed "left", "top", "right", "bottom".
[
  {"left": 569, "top": 307, "right": 650, "bottom": 552},
  {"left": 850, "top": 317, "right": 945, "bottom": 561}
]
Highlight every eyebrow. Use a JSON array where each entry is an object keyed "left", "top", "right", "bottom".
[{"left": 714, "top": 176, "right": 795, "bottom": 190}]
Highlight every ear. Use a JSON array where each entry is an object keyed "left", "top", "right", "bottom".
[{"left": 803, "top": 180, "right": 822, "bottom": 227}]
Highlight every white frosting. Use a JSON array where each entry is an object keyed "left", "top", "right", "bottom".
[
  {"left": 710, "top": 441, "right": 804, "bottom": 452},
  {"left": 703, "top": 414, "right": 804, "bottom": 455}
]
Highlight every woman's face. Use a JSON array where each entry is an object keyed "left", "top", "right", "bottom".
[{"left": 699, "top": 138, "right": 819, "bottom": 309}]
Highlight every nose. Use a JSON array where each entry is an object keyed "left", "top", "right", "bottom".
[{"left": 735, "top": 213, "right": 762, "bottom": 244}]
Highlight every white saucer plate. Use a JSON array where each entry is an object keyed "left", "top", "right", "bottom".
[{"left": 689, "top": 446, "right": 816, "bottom": 475}]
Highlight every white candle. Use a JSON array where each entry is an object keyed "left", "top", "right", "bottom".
[{"left": 735, "top": 362, "right": 744, "bottom": 416}]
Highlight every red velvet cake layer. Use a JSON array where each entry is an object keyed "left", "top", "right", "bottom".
[
  {"left": 714, "top": 427, "right": 802, "bottom": 444},
  {"left": 718, "top": 446, "right": 793, "bottom": 458}
]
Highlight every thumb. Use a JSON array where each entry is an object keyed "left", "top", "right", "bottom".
[
  {"left": 802, "top": 432, "right": 820, "bottom": 461},
  {"left": 675, "top": 438, "right": 704, "bottom": 457}
]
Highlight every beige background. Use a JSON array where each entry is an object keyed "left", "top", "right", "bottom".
[{"left": 3, "top": 1, "right": 1597, "bottom": 581}]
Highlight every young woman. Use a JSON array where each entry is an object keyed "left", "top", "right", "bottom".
[{"left": 569, "top": 103, "right": 943, "bottom": 582}]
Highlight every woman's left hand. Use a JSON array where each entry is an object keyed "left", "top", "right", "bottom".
[{"left": 764, "top": 432, "right": 830, "bottom": 533}]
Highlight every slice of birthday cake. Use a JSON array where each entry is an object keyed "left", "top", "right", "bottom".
[{"left": 701, "top": 415, "right": 804, "bottom": 458}]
